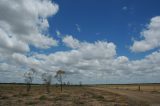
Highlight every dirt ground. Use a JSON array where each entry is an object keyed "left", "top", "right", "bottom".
[
  {"left": 91, "top": 87, "right": 160, "bottom": 106},
  {"left": 0, "top": 84, "right": 160, "bottom": 106},
  {"left": 104, "top": 84, "right": 160, "bottom": 92}
]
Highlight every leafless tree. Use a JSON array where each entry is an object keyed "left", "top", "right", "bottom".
[
  {"left": 41, "top": 73, "right": 52, "bottom": 93},
  {"left": 24, "top": 68, "right": 36, "bottom": 93},
  {"left": 79, "top": 81, "right": 82, "bottom": 86},
  {"left": 138, "top": 85, "right": 141, "bottom": 91},
  {"left": 55, "top": 70, "right": 66, "bottom": 92},
  {"left": 67, "top": 81, "right": 70, "bottom": 86}
]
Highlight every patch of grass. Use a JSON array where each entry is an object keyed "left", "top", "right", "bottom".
[
  {"left": 60, "top": 93, "right": 70, "bottom": 97},
  {"left": 92, "top": 95, "right": 105, "bottom": 101},
  {"left": 105, "top": 97, "right": 115, "bottom": 102},
  {"left": 12, "top": 93, "right": 29, "bottom": 97},
  {"left": 0, "top": 95, "right": 9, "bottom": 99},
  {"left": 54, "top": 96, "right": 63, "bottom": 101},
  {"left": 54, "top": 93, "right": 70, "bottom": 101},
  {"left": 25, "top": 101, "right": 38, "bottom": 105},
  {"left": 17, "top": 99, "right": 23, "bottom": 102},
  {"left": 86, "top": 91, "right": 106, "bottom": 101},
  {"left": 39, "top": 95, "right": 47, "bottom": 100},
  {"left": 72, "top": 96, "right": 84, "bottom": 105},
  {"left": 21, "top": 93, "right": 29, "bottom": 97}
]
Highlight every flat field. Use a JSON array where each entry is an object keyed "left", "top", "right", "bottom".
[
  {"left": 104, "top": 83, "right": 160, "bottom": 92},
  {"left": 0, "top": 84, "right": 160, "bottom": 106},
  {"left": 91, "top": 84, "right": 160, "bottom": 106}
]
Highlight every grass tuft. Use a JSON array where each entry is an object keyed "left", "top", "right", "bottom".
[{"left": 39, "top": 95, "right": 47, "bottom": 100}]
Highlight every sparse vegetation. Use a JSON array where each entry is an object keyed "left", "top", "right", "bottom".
[
  {"left": 39, "top": 95, "right": 47, "bottom": 100},
  {"left": 0, "top": 84, "right": 160, "bottom": 106},
  {"left": 24, "top": 68, "right": 36, "bottom": 94},
  {"left": 25, "top": 101, "right": 38, "bottom": 105},
  {"left": 55, "top": 70, "right": 66, "bottom": 92},
  {"left": 0, "top": 84, "right": 131, "bottom": 106},
  {"left": 41, "top": 73, "right": 52, "bottom": 93}
]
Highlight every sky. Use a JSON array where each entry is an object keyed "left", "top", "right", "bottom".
[{"left": 0, "top": 0, "right": 160, "bottom": 84}]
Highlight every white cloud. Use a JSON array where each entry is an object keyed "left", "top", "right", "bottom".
[
  {"left": 130, "top": 16, "right": 160, "bottom": 52},
  {"left": 0, "top": 0, "right": 58, "bottom": 50},
  {"left": 56, "top": 30, "right": 61, "bottom": 36},
  {"left": 1, "top": 35, "right": 160, "bottom": 83},
  {"left": 0, "top": 0, "right": 59, "bottom": 82},
  {"left": 0, "top": 28, "right": 30, "bottom": 53},
  {"left": 55, "top": 30, "right": 63, "bottom": 38},
  {"left": 122, "top": 6, "right": 127, "bottom": 10},
  {"left": 62, "top": 35, "right": 81, "bottom": 49},
  {"left": 1, "top": 2, "right": 160, "bottom": 84},
  {"left": 75, "top": 24, "right": 81, "bottom": 32}
]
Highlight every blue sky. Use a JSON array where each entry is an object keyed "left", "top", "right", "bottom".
[
  {"left": 48, "top": 0, "right": 160, "bottom": 59},
  {"left": 1, "top": 0, "right": 160, "bottom": 84}
]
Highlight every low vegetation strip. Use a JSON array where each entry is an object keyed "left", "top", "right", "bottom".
[
  {"left": 1, "top": 84, "right": 160, "bottom": 106},
  {"left": 0, "top": 84, "right": 129, "bottom": 106}
]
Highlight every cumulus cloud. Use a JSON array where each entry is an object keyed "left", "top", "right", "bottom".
[
  {"left": 130, "top": 16, "right": 160, "bottom": 52},
  {"left": 0, "top": 0, "right": 58, "bottom": 51},
  {"left": 1, "top": 1, "right": 160, "bottom": 84},
  {"left": 32, "top": 36, "right": 160, "bottom": 83},
  {"left": 0, "top": 29, "right": 30, "bottom": 53},
  {"left": 0, "top": 0, "right": 59, "bottom": 82},
  {"left": 33, "top": 37, "right": 118, "bottom": 80},
  {"left": 62, "top": 35, "right": 81, "bottom": 49},
  {"left": 122, "top": 6, "right": 127, "bottom": 11},
  {"left": 1, "top": 34, "right": 160, "bottom": 83},
  {"left": 75, "top": 24, "right": 81, "bottom": 32}
]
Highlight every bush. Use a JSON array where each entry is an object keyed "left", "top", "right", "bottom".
[
  {"left": 39, "top": 95, "right": 47, "bottom": 100},
  {"left": 25, "top": 101, "right": 38, "bottom": 105}
]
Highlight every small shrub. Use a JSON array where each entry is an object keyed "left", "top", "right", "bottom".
[
  {"left": 21, "top": 93, "right": 29, "bottom": 97},
  {"left": 54, "top": 96, "right": 62, "bottom": 101},
  {"left": 91, "top": 94, "right": 106, "bottom": 101},
  {"left": 72, "top": 97, "right": 84, "bottom": 105},
  {"left": 26, "top": 101, "right": 38, "bottom": 105},
  {"left": 13, "top": 93, "right": 29, "bottom": 97},
  {"left": 17, "top": 99, "right": 23, "bottom": 102},
  {"left": 0, "top": 95, "right": 9, "bottom": 99},
  {"left": 39, "top": 95, "right": 47, "bottom": 100}
]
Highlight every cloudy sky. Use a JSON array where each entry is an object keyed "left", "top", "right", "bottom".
[{"left": 0, "top": 0, "right": 160, "bottom": 84}]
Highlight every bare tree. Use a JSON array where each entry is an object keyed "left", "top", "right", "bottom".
[
  {"left": 138, "top": 85, "right": 141, "bottom": 91},
  {"left": 41, "top": 73, "right": 52, "bottom": 93},
  {"left": 55, "top": 70, "right": 66, "bottom": 92},
  {"left": 24, "top": 68, "right": 36, "bottom": 93},
  {"left": 67, "top": 81, "right": 70, "bottom": 86},
  {"left": 79, "top": 81, "right": 82, "bottom": 86}
]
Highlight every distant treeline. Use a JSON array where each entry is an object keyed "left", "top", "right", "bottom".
[
  {"left": 92, "top": 83, "right": 160, "bottom": 86},
  {"left": 0, "top": 82, "right": 160, "bottom": 86},
  {"left": 0, "top": 83, "right": 89, "bottom": 86},
  {"left": 0, "top": 83, "right": 41, "bottom": 85}
]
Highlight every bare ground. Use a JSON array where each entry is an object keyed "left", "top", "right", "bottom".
[{"left": 90, "top": 87, "right": 160, "bottom": 106}]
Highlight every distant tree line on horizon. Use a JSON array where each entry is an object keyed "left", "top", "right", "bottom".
[{"left": 23, "top": 68, "right": 83, "bottom": 94}]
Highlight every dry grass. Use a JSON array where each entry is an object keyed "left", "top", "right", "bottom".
[
  {"left": 0, "top": 84, "right": 129, "bottom": 106},
  {"left": 1, "top": 84, "right": 159, "bottom": 106},
  {"left": 104, "top": 84, "right": 160, "bottom": 92}
]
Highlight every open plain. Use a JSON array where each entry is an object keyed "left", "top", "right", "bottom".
[{"left": 0, "top": 84, "right": 160, "bottom": 106}]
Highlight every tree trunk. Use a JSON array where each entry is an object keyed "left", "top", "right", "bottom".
[
  {"left": 60, "top": 74, "right": 62, "bottom": 92},
  {"left": 138, "top": 85, "right": 140, "bottom": 91},
  {"left": 27, "top": 83, "right": 31, "bottom": 93},
  {"left": 60, "top": 82, "right": 62, "bottom": 92},
  {"left": 46, "top": 84, "right": 50, "bottom": 93}
]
